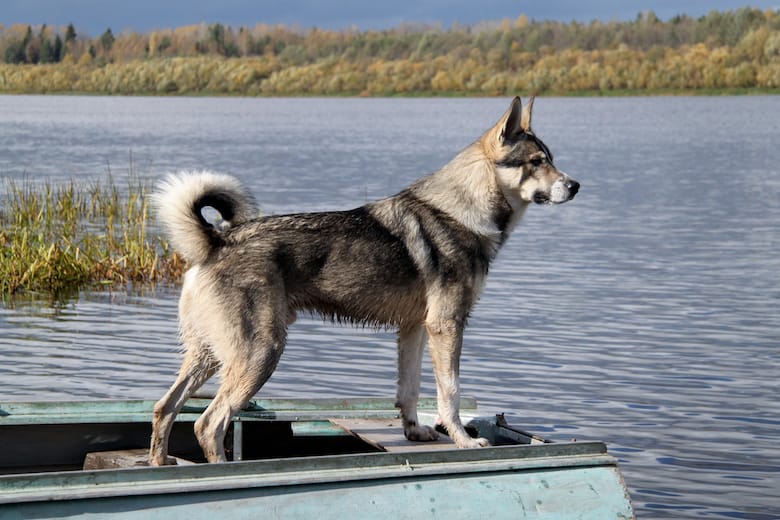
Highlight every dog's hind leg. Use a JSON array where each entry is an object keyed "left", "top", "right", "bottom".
[
  {"left": 426, "top": 303, "right": 489, "bottom": 449},
  {"left": 396, "top": 324, "right": 439, "bottom": 442},
  {"left": 194, "top": 292, "right": 288, "bottom": 463},
  {"left": 150, "top": 343, "right": 218, "bottom": 465},
  {"left": 193, "top": 340, "right": 285, "bottom": 462}
]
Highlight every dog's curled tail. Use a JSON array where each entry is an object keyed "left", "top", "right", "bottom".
[{"left": 153, "top": 171, "right": 257, "bottom": 265}]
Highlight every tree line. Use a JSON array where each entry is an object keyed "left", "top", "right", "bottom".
[{"left": 0, "top": 8, "right": 778, "bottom": 95}]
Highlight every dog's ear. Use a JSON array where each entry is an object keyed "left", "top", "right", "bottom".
[
  {"left": 520, "top": 95, "right": 535, "bottom": 133},
  {"left": 500, "top": 96, "right": 524, "bottom": 143}
]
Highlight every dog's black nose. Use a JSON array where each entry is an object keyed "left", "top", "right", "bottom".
[{"left": 568, "top": 180, "right": 580, "bottom": 198}]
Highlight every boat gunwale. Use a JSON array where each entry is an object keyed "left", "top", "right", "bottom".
[
  {"left": 0, "top": 397, "right": 471, "bottom": 425},
  {"left": 0, "top": 443, "right": 616, "bottom": 505}
]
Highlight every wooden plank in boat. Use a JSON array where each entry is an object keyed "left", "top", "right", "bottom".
[
  {"left": 331, "top": 418, "right": 455, "bottom": 453},
  {"left": 83, "top": 449, "right": 195, "bottom": 470}
]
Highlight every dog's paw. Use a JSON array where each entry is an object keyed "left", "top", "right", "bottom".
[
  {"left": 455, "top": 436, "right": 491, "bottom": 449},
  {"left": 404, "top": 423, "right": 440, "bottom": 442},
  {"left": 149, "top": 455, "right": 178, "bottom": 466}
]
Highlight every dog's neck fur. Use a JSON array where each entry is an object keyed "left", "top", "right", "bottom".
[{"left": 409, "top": 141, "right": 529, "bottom": 257}]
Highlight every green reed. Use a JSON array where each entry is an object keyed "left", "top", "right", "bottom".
[{"left": 0, "top": 175, "right": 185, "bottom": 299}]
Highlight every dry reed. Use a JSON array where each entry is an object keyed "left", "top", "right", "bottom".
[{"left": 0, "top": 175, "right": 185, "bottom": 300}]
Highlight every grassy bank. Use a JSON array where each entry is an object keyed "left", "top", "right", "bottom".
[
  {"left": 2, "top": 51, "right": 779, "bottom": 97},
  {"left": 0, "top": 176, "right": 185, "bottom": 300}
]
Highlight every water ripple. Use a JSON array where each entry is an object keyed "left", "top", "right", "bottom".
[{"left": 2, "top": 96, "right": 780, "bottom": 519}]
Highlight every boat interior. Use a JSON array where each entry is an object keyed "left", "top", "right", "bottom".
[{"left": 0, "top": 398, "right": 546, "bottom": 475}]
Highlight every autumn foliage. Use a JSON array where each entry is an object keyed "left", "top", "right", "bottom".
[{"left": 1, "top": 9, "right": 779, "bottom": 96}]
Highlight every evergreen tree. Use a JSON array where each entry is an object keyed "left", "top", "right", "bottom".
[
  {"left": 39, "top": 24, "right": 52, "bottom": 63},
  {"left": 3, "top": 42, "right": 24, "bottom": 64},
  {"left": 63, "top": 23, "right": 77, "bottom": 60},
  {"left": 100, "top": 28, "right": 115, "bottom": 51},
  {"left": 22, "top": 25, "right": 33, "bottom": 47},
  {"left": 65, "top": 23, "right": 76, "bottom": 44},
  {"left": 52, "top": 35, "right": 64, "bottom": 62},
  {"left": 206, "top": 23, "right": 239, "bottom": 57},
  {"left": 6, "top": 25, "right": 35, "bottom": 64}
]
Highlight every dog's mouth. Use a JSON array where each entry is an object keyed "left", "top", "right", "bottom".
[
  {"left": 534, "top": 179, "right": 580, "bottom": 205},
  {"left": 533, "top": 191, "right": 551, "bottom": 204}
]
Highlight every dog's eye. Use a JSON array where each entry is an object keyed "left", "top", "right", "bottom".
[{"left": 530, "top": 157, "right": 544, "bottom": 167}]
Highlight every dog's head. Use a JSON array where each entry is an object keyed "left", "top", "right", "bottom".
[{"left": 486, "top": 97, "right": 579, "bottom": 205}]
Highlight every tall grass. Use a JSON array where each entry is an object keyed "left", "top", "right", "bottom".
[{"left": 0, "top": 175, "right": 185, "bottom": 300}]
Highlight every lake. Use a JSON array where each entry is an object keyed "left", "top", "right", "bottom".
[{"left": 1, "top": 95, "right": 778, "bottom": 519}]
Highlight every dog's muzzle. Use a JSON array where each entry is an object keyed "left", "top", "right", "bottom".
[{"left": 540, "top": 177, "right": 580, "bottom": 204}]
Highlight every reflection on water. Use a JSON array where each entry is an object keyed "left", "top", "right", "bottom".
[{"left": 1, "top": 95, "right": 779, "bottom": 519}]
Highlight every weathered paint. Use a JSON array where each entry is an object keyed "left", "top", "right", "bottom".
[
  {"left": 0, "top": 464, "right": 633, "bottom": 519},
  {"left": 0, "top": 443, "right": 633, "bottom": 518}
]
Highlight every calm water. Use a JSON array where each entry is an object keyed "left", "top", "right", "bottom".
[{"left": 1, "top": 95, "right": 779, "bottom": 519}]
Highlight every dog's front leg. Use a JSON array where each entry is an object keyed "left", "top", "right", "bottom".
[
  {"left": 396, "top": 324, "right": 439, "bottom": 442},
  {"left": 426, "top": 313, "right": 489, "bottom": 449}
]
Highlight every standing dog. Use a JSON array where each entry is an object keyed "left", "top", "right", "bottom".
[{"left": 150, "top": 97, "right": 579, "bottom": 464}]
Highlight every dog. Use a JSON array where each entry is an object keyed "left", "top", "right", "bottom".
[{"left": 149, "top": 96, "right": 579, "bottom": 464}]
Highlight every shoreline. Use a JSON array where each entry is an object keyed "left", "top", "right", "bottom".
[{"left": 1, "top": 88, "right": 779, "bottom": 98}]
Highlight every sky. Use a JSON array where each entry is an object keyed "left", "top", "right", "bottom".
[{"left": 2, "top": 1, "right": 779, "bottom": 36}]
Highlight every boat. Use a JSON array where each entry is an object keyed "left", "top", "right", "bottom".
[{"left": 0, "top": 397, "right": 634, "bottom": 518}]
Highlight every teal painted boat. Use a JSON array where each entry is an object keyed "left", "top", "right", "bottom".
[{"left": 0, "top": 398, "right": 634, "bottom": 519}]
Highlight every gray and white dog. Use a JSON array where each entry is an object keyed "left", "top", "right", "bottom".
[{"left": 150, "top": 97, "right": 579, "bottom": 464}]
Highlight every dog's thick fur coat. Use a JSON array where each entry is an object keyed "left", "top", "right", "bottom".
[{"left": 150, "top": 97, "right": 579, "bottom": 464}]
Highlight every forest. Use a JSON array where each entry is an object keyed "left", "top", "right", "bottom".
[{"left": 0, "top": 8, "right": 779, "bottom": 96}]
